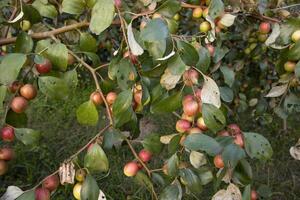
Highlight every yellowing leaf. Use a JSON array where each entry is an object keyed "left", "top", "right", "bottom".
[
  {"left": 219, "top": 14, "right": 236, "bottom": 27},
  {"left": 201, "top": 75, "right": 221, "bottom": 108},
  {"left": 189, "top": 151, "right": 207, "bottom": 168},
  {"left": 127, "top": 22, "right": 144, "bottom": 56}
]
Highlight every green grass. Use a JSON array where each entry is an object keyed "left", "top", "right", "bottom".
[{"left": 1, "top": 88, "right": 300, "bottom": 199}]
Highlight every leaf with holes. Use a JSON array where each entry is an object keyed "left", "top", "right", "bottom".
[
  {"left": 243, "top": 132, "right": 273, "bottom": 160},
  {"left": 221, "top": 144, "right": 246, "bottom": 168},
  {"left": 265, "top": 84, "right": 288, "bottom": 98}
]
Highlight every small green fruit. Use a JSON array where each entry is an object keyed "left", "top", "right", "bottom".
[
  {"left": 20, "top": 20, "right": 31, "bottom": 31},
  {"left": 291, "top": 30, "right": 300, "bottom": 43},
  {"left": 199, "top": 21, "right": 211, "bottom": 33}
]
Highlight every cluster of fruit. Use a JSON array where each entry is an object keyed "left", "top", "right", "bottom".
[
  {"left": 35, "top": 174, "right": 60, "bottom": 200},
  {"left": 73, "top": 169, "right": 87, "bottom": 200},
  {"left": 214, "top": 124, "right": 244, "bottom": 169},
  {"left": 123, "top": 149, "right": 152, "bottom": 177},
  {"left": 284, "top": 30, "right": 300, "bottom": 73},
  {"left": 0, "top": 126, "right": 15, "bottom": 176},
  {"left": 90, "top": 90, "right": 117, "bottom": 109}
]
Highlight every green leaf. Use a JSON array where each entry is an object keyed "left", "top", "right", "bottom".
[
  {"left": 243, "top": 132, "right": 273, "bottom": 160},
  {"left": 288, "top": 40, "right": 300, "bottom": 61},
  {"left": 220, "top": 86, "right": 234, "bottom": 103},
  {"left": 150, "top": 92, "right": 182, "bottom": 113},
  {"left": 145, "top": 40, "right": 166, "bottom": 59},
  {"left": 221, "top": 144, "right": 246, "bottom": 168},
  {"left": 142, "top": 133, "right": 163, "bottom": 155},
  {"left": 103, "top": 128, "right": 124, "bottom": 149},
  {"left": 14, "top": 32, "right": 33, "bottom": 54},
  {"left": 213, "top": 46, "right": 229, "bottom": 63},
  {"left": 166, "top": 153, "right": 179, "bottom": 177},
  {"left": 176, "top": 41, "right": 199, "bottom": 66},
  {"left": 62, "top": 0, "right": 86, "bottom": 15},
  {"left": 208, "top": 0, "right": 224, "bottom": 19},
  {"left": 83, "top": 52, "right": 101, "bottom": 67},
  {"left": 16, "top": 190, "right": 35, "bottom": 200},
  {"left": 220, "top": 66, "right": 235, "bottom": 87},
  {"left": 115, "top": 59, "right": 137, "bottom": 90},
  {"left": 79, "top": 33, "right": 97, "bottom": 53},
  {"left": 168, "top": 134, "right": 180, "bottom": 155},
  {"left": 35, "top": 39, "right": 51, "bottom": 54},
  {"left": 197, "top": 168, "right": 213, "bottom": 185},
  {"left": 32, "top": 0, "right": 58, "bottom": 19},
  {"left": 0, "top": 53, "right": 27, "bottom": 85},
  {"left": 23, "top": 5, "right": 42, "bottom": 24},
  {"left": 15, "top": 128, "right": 41, "bottom": 146},
  {"left": 89, "top": 0, "right": 115, "bottom": 35},
  {"left": 242, "top": 185, "right": 251, "bottom": 200},
  {"left": 202, "top": 103, "right": 226, "bottom": 133},
  {"left": 76, "top": 101, "right": 99, "bottom": 126},
  {"left": 159, "top": 184, "right": 182, "bottom": 200},
  {"left": 112, "top": 90, "right": 132, "bottom": 115},
  {"left": 140, "top": 19, "right": 169, "bottom": 42},
  {"left": 196, "top": 46, "right": 211, "bottom": 72},
  {"left": 44, "top": 43, "right": 68, "bottom": 71},
  {"left": 62, "top": 69, "right": 78, "bottom": 90},
  {"left": 84, "top": 143, "right": 109, "bottom": 172},
  {"left": 179, "top": 168, "right": 202, "bottom": 194},
  {"left": 134, "top": 171, "right": 154, "bottom": 192},
  {"left": 38, "top": 76, "right": 69, "bottom": 100},
  {"left": 80, "top": 174, "right": 100, "bottom": 200},
  {"left": 0, "top": 85, "right": 6, "bottom": 112},
  {"left": 233, "top": 159, "right": 253, "bottom": 186},
  {"left": 156, "top": 0, "right": 181, "bottom": 18},
  {"left": 183, "top": 134, "right": 222, "bottom": 156}
]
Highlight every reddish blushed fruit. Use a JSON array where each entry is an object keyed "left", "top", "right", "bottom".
[
  {"left": 181, "top": 113, "right": 194, "bottom": 122},
  {"left": 206, "top": 44, "right": 215, "bottom": 56},
  {"left": 8, "top": 81, "right": 23, "bottom": 93},
  {"left": 0, "top": 147, "right": 15, "bottom": 161},
  {"left": 193, "top": 7, "right": 203, "bottom": 18},
  {"left": 0, "top": 160, "right": 8, "bottom": 175},
  {"left": 35, "top": 58, "right": 52, "bottom": 74},
  {"left": 123, "top": 161, "right": 139, "bottom": 177},
  {"left": 90, "top": 91, "right": 103, "bottom": 105},
  {"left": 214, "top": 155, "right": 224, "bottom": 168},
  {"left": 134, "top": 91, "right": 142, "bottom": 105},
  {"left": 67, "top": 53, "right": 75, "bottom": 66},
  {"left": 179, "top": 134, "right": 187, "bottom": 146},
  {"left": 1, "top": 126, "right": 15, "bottom": 142},
  {"left": 196, "top": 117, "right": 208, "bottom": 131},
  {"left": 182, "top": 95, "right": 194, "bottom": 106},
  {"left": 106, "top": 92, "right": 117, "bottom": 105},
  {"left": 183, "top": 99, "right": 199, "bottom": 116},
  {"left": 183, "top": 69, "right": 199, "bottom": 86},
  {"left": 202, "top": 8, "right": 209, "bottom": 18},
  {"left": 176, "top": 119, "right": 191, "bottom": 133},
  {"left": 217, "top": 130, "right": 230, "bottom": 137},
  {"left": 138, "top": 149, "right": 152, "bottom": 163},
  {"left": 35, "top": 188, "right": 50, "bottom": 200},
  {"left": 284, "top": 61, "right": 296, "bottom": 72},
  {"left": 20, "top": 84, "right": 37, "bottom": 100},
  {"left": 234, "top": 134, "right": 244, "bottom": 148},
  {"left": 10, "top": 96, "right": 28, "bottom": 113},
  {"left": 42, "top": 174, "right": 60, "bottom": 192},
  {"left": 114, "top": 0, "right": 122, "bottom": 8},
  {"left": 251, "top": 190, "right": 258, "bottom": 200},
  {"left": 227, "top": 123, "right": 241, "bottom": 136},
  {"left": 188, "top": 127, "right": 202, "bottom": 134},
  {"left": 259, "top": 22, "right": 271, "bottom": 34}
]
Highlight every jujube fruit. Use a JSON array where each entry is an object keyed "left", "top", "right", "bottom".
[
  {"left": 1, "top": 126, "right": 15, "bottom": 142},
  {"left": 214, "top": 155, "right": 224, "bottom": 168},
  {"left": 35, "top": 58, "right": 52, "bottom": 74},
  {"left": 291, "top": 30, "right": 300, "bottom": 42},
  {"left": 199, "top": 21, "right": 211, "bottom": 33},
  {"left": 20, "top": 84, "right": 37, "bottom": 100},
  {"left": 196, "top": 117, "right": 208, "bottom": 131},
  {"left": 35, "top": 188, "right": 50, "bottom": 200},
  {"left": 73, "top": 183, "right": 82, "bottom": 200},
  {"left": 259, "top": 22, "right": 271, "bottom": 34},
  {"left": 0, "top": 160, "right": 8, "bottom": 175},
  {"left": 10, "top": 96, "right": 28, "bottom": 113},
  {"left": 106, "top": 92, "right": 117, "bottom": 105},
  {"left": 193, "top": 8, "right": 203, "bottom": 18},
  {"left": 123, "top": 161, "right": 139, "bottom": 177},
  {"left": 90, "top": 91, "right": 103, "bottom": 105},
  {"left": 138, "top": 149, "right": 152, "bottom": 163},
  {"left": 42, "top": 174, "right": 60, "bottom": 192},
  {"left": 176, "top": 119, "right": 191, "bottom": 133},
  {"left": 0, "top": 147, "right": 15, "bottom": 161}
]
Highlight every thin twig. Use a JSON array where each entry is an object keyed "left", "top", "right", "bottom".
[
  {"left": 94, "top": 63, "right": 110, "bottom": 71},
  {"left": 4, "top": 6, "right": 18, "bottom": 38},
  {"left": 271, "top": 3, "right": 300, "bottom": 11}
]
